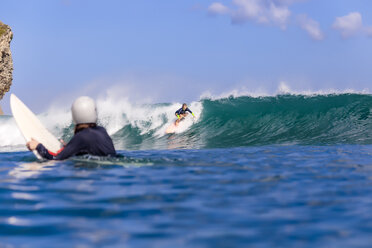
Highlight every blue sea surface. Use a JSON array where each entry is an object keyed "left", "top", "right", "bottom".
[{"left": 1, "top": 145, "right": 372, "bottom": 247}]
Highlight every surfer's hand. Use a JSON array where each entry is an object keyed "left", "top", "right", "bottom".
[{"left": 26, "top": 138, "right": 40, "bottom": 151}]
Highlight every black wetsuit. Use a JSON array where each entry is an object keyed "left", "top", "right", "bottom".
[
  {"left": 175, "top": 107, "right": 193, "bottom": 116},
  {"left": 36, "top": 126, "right": 116, "bottom": 160}
]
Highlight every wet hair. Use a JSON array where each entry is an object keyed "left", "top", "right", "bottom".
[
  {"left": 74, "top": 123, "right": 97, "bottom": 134},
  {"left": 182, "top": 103, "right": 187, "bottom": 108}
]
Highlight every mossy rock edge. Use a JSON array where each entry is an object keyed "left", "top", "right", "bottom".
[{"left": 0, "top": 21, "right": 8, "bottom": 38}]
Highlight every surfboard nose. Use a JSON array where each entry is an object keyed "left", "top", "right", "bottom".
[{"left": 10, "top": 93, "right": 16, "bottom": 109}]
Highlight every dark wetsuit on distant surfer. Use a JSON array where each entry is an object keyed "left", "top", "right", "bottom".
[
  {"left": 174, "top": 103, "right": 195, "bottom": 125},
  {"left": 27, "top": 96, "right": 116, "bottom": 160}
]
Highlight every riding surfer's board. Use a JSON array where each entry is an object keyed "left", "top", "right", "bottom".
[
  {"left": 165, "top": 116, "right": 191, "bottom": 134},
  {"left": 10, "top": 94, "right": 62, "bottom": 159},
  {"left": 165, "top": 122, "right": 177, "bottom": 134}
]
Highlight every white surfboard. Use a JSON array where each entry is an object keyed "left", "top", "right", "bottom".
[
  {"left": 165, "top": 122, "right": 177, "bottom": 134},
  {"left": 10, "top": 94, "right": 62, "bottom": 159}
]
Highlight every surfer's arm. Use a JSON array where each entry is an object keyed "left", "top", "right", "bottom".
[
  {"left": 175, "top": 109, "right": 180, "bottom": 117},
  {"left": 186, "top": 108, "right": 195, "bottom": 117},
  {"left": 53, "top": 136, "right": 86, "bottom": 160},
  {"left": 27, "top": 139, "right": 57, "bottom": 160},
  {"left": 175, "top": 109, "right": 182, "bottom": 119},
  {"left": 36, "top": 143, "right": 59, "bottom": 160},
  {"left": 36, "top": 135, "right": 84, "bottom": 160}
]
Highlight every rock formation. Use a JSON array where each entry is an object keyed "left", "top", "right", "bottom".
[{"left": 0, "top": 21, "right": 13, "bottom": 114}]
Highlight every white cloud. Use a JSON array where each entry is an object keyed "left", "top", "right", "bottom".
[
  {"left": 208, "top": 2, "right": 230, "bottom": 15},
  {"left": 269, "top": 2, "right": 291, "bottom": 29},
  {"left": 332, "top": 12, "right": 372, "bottom": 39},
  {"left": 207, "top": 2, "right": 372, "bottom": 40},
  {"left": 232, "top": 0, "right": 264, "bottom": 22},
  {"left": 209, "top": 0, "right": 296, "bottom": 29},
  {"left": 297, "top": 14, "right": 324, "bottom": 40},
  {"left": 332, "top": 12, "right": 363, "bottom": 38}
]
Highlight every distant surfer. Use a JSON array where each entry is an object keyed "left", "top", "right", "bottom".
[
  {"left": 174, "top": 103, "right": 195, "bottom": 126},
  {"left": 26, "top": 96, "right": 116, "bottom": 160}
]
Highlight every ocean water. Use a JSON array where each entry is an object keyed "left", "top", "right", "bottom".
[{"left": 0, "top": 93, "right": 371, "bottom": 247}]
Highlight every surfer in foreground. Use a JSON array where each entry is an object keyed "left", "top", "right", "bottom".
[
  {"left": 26, "top": 96, "right": 116, "bottom": 160},
  {"left": 174, "top": 103, "right": 195, "bottom": 126}
]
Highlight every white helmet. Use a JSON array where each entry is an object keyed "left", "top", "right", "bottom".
[{"left": 71, "top": 96, "right": 97, "bottom": 124}]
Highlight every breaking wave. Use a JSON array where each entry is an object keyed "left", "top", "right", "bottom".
[{"left": 0, "top": 93, "right": 371, "bottom": 151}]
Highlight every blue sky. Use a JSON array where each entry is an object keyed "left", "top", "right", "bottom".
[{"left": 1, "top": 0, "right": 372, "bottom": 113}]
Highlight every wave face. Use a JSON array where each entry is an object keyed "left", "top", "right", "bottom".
[
  {"left": 1, "top": 93, "right": 371, "bottom": 151},
  {"left": 195, "top": 94, "right": 372, "bottom": 148}
]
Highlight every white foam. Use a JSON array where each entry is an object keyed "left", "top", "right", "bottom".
[
  {"left": 276, "top": 82, "right": 371, "bottom": 96},
  {"left": 0, "top": 117, "right": 26, "bottom": 150},
  {"left": 95, "top": 94, "right": 203, "bottom": 137},
  {"left": 200, "top": 82, "right": 371, "bottom": 100}
]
